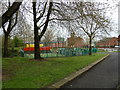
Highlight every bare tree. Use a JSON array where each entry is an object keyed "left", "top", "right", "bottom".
[
  {"left": 42, "top": 29, "right": 55, "bottom": 43},
  {"left": 32, "top": 1, "right": 53, "bottom": 60},
  {"left": 11, "top": 9, "right": 33, "bottom": 43},
  {"left": 74, "top": 2, "right": 110, "bottom": 55},
  {"left": 2, "top": 2, "right": 18, "bottom": 57},
  {"left": 51, "top": 2, "right": 111, "bottom": 54}
]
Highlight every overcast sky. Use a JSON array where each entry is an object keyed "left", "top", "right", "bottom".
[{"left": 0, "top": 0, "right": 119, "bottom": 38}]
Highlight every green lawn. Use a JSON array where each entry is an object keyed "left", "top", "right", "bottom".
[
  {"left": 2, "top": 53, "right": 107, "bottom": 88},
  {"left": 25, "top": 53, "right": 65, "bottom": 58},
  {"left": 97, "top": 49, "right": 108, "bottom": 52},
  {"left": 112, "top": 51, "right": 120, "bottom": 53}
]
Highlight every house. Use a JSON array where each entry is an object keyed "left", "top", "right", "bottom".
[
  {"left": 96, "top": 37, "right": 118, "bottom": 48},
  {"left": 67, "top": 36, "right": 85, "bottom": 47}
]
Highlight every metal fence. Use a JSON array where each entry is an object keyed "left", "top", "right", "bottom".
[{"left": 22, "top": 47, "right": 98, "bottom": 58}]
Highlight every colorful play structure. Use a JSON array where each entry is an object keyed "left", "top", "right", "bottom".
[
  {"left": 21, "top": 42, "right": 98, "bottom": 58},
  {"left": 23, "top": 42, "right": 52, "bottom": 54}
]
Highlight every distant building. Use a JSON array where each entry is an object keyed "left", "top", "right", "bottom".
[
  {"left": 67, "top": 37, "right": 85, "bottom": 47},
  {"left": 96, "top": 37, "right": 118, "bottom": 48}
]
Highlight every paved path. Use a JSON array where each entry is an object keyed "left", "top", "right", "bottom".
[{"left": 60, "top": 52, "right": 119, "bottom": 88}]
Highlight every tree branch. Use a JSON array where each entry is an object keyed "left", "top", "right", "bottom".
[
  {"left": 10, "top": 11, "right": 18, "bottom": 31},
  {"left": 39, "top": 2, "right": 53, "bottom": 40},
  {"left": 77, "top": 20, "right": 90, "bottom": 37},
  {"left": 2, "top": 25, "right": 6, "bottom": 34},
  {"left": 0, "top": 1, "right": 22, "bottom": 27},
  {"left": 36, "top": 2, "right": 47, "bottom": 22}
]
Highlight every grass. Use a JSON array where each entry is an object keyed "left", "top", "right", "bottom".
[
  {"left": 2, "top": 53, "right": 107, "bottom": 88},
  {"left": 111, "top": 50, "right": 120, "bottom": 53},
  {"left": 97, "top": 49, "right": 108, "bottom": 52},
  {"left": 25, "top": 53, "right": 65, "bottom": 58}
]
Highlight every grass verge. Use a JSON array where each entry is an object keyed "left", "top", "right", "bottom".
[
  {"left": 2, "top": 53, "right": 107, "bottom": 88},
  {"left": 97, "top": 49, "right": 108, "bottom": 52},
  {"left": 111, "top": 51, "right": 120, "bottom": 53}
]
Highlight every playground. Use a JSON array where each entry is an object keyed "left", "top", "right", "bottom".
[{"left": 21, "top": 42, "right": 98, "bottom": 58}]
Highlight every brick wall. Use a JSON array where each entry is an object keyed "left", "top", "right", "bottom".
[
  {"left": 67, "top": 37, "right": 85, "bottom": 47},
  {"left": 96, "top": 37, "right": 118, "bottom": 48}
]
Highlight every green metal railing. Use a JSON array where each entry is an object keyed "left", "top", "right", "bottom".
[{"left": 22, "top": 48, "right": 98, "bottom": 58}]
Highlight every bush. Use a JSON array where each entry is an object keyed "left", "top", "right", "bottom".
[{"left": 2, "top": 48, "right": 20, "bottom": 57}]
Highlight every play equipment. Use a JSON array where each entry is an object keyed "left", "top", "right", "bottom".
[
  {"left": 20, "top": 49, "right": 24, "bottom": 57},
  {"left": 23, "top": 42, "right": 52, "bottom": 54},
  {"left": 26, "top": 44, "right": 43, "bottom": 47},
  {"left": 23, "top": 47, "right": 51, "bottom": 54},
  {"left": 22, "top": 42, "right": 98, "bottom": 58}
]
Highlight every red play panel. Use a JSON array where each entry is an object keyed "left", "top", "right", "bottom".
[{"left": 23, "top": 47, "right": 51, "bottom": 51}]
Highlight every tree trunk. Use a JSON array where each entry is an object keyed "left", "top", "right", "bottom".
[
  {"left": 33, "top": 2, "right": 52, "bottom": 60},
  {"left": 89, "top": 37, "right": 92, "bottom": 55},
  {"left": 3, "top": 34, "right": 9, "bottom": 57},
  {"left": 33, "top": 2, "right": 41, "bottom": 60}
]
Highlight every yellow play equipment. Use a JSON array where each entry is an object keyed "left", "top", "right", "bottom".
[{"left": 26, "top": 44, "right": 43, "bottom": 47}]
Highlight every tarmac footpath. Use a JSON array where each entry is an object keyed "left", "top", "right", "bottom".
[
  {"left": 47, "top": 52, "right": 118, "bottom": 89},
  {"left": 60, "top": 52, "right": 118, "bottom": 88}
]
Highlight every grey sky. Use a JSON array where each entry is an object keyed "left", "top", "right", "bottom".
[{"left": 0, "top": 0, "right": 119, "bottom": 38}]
